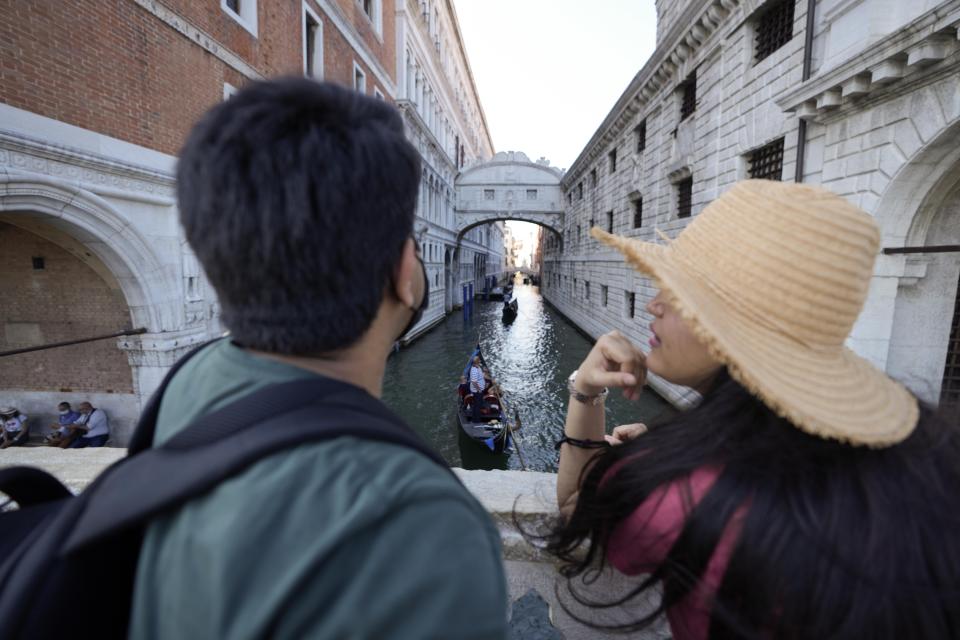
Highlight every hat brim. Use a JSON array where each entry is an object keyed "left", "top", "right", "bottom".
[{"left": 593, "top": 228, "right": 918, "bottom": 446}]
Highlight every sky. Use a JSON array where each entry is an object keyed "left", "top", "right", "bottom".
[
  {"left": 451, "top": 1, "right": 659, "bottom": 263},
  {"left": 451, "top": 0, "right": 659, "bottom": 172}
]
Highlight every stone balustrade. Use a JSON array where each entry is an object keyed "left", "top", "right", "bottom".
[{"left": 1, "top": 449, "right": 668, "bottom": 639}]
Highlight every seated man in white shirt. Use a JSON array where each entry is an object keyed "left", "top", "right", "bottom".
[
  {"left": 64, "top": 401, "right": 110, "bottom": 448},
  {"left": 0, "top": 407, "right": 29, "bottom": 449}
]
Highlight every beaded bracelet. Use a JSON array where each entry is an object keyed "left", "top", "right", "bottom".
[{"left": 554, "top": 436, "right": 611, "bottom": 450}]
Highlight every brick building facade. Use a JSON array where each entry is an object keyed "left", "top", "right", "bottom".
[
  {"left": 542, "top": 0, "right": 960, "bottom": 413},
  {"left": 0, "top": 0, "right": 501, "bottom": 441}
]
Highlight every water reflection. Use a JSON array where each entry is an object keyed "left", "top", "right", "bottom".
[{"left": 382, "top": 283, "right": 674, "bottom": 471}]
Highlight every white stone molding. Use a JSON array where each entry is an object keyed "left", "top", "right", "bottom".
[
  {"left": 0, "top": 168, "right": 177, "bottom": 333},
  {"left": 777, "top": 2, "right": 960, "bottom": 120},
  {"left": 132, "top": 0, "right": 263, "bottom": 81},
  {"left": 0, "top": 128, "right": 175, "bottom": 206}
]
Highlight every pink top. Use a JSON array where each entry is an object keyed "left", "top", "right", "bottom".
[{"left": 606, "top": 467, "right": 745, "bottom": 640}]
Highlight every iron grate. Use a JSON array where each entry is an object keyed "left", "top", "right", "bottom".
[
  {"left": 748, "top": 138, "right": 785, "bottom": 181},
  {"left": 755, "top": 0, "right": 795, "bottom": 63}
]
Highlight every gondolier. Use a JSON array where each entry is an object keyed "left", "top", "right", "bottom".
[{"left": 468, "top": 356, "right": 485, "bottom": 421}]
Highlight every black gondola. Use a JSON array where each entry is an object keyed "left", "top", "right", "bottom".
[
  {"left": 457, "top": 345, "right": 513, "bottom": 453},
  {"left": 502, "top": 297, "right": 518, "bottom": 323}
]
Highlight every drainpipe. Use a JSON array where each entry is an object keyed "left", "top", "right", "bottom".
[{"left": 795, "top": 0, "right": 818, "bottom": 183}]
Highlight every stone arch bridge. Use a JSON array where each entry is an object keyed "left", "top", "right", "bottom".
[{"left": 454, "top": 152, "right": 564, "bottom": 251}]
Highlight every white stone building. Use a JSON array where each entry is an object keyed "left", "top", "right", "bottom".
[
  {"left": 395, "top": 0, "right": 507, "bottom": 338},
  {"left": 542, "top": 0, "right": 960, "bottom": 412}
]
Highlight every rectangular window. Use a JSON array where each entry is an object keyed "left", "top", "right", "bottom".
[
  {"left": 680, "top": 71, "right": 697, "bottom": 121},
  {"left": 754, "top": 0, "right": 796, "bottom": 63},
  {"left": 585, "top": 282, "right": 590, "bottom": 301},
  {"left": 747, "top": 138, "right": 785, "bottom": 181},
  {"left": 609, "top": 148, "right": 618, "bottom": 173},
  {"left": 32, "top": 256, "right": 45, "bottom": 270},
  {"left": 635, "top": 119, "right": 647, "bottom": 153},
  {"left": 353, "top": 63, "right": 366, "bottom": 93},
  {"left": 590, "top": 168, "right": 597, "bottom": 188},
  {"left": 567, "top": 193, "right": 573, "bottom": 205},
  {"left": 526, "top": 189, "right": 538, "bottom": 200},
  {"left": 626, "top": 291, "right": 636, "bottom": 319},
  {"left": 940, "top": 274, "right": 960, "bottom": 413},
  {"left": 677, "top": 177, "right": 693, "bottom": 218},
  {"left": 221, "top": 0, "right": 258, "bottom": 37},
  {"left": 633, "top": 198, "right": 643, "bottom": 228},
  {"left": 484, "top": 189, "right": 495, "bottom": 200},
  {"left": 304, "top": 8, "right": 323, "bottom": 80},
  {"left": 358, "top": 0, "right": 383, "bottom": 35},
  {"left": 577, "top": 226, "right": 582, "bottom": 244},
  {"left": 577, "top": 182, "right": 584, "bottom": 200},
  {"left": 601, "top": 285, "right": 608, "bottom": 307},
  {"left": 606, "top": 211, "right": 613, "bottom": 233}
]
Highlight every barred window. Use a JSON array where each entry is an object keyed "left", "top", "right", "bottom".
[
  {"left": 633, "top": 198, "right": 643, "bottom": 228},
  {"left": 677, "top": 177, "right": 693, "bottom": 218},
  {"left": 609, "top": 148, "right": 618, "bottom": 173},
  {"left": 526, "top": 189, "right": 538, "bottom": 200},
  {"left": 940, "top": 276, "right": 960, "bottom": 413},
  {"left": 484, "top": 189, "right": 495, "bottom": 200},
  {"left": 754, "top": 0, "right": 795, "bottom": 63},
  {"left": 601, "top": 285, "right": 608, "bottom": 307},
  {"left": 590, "top": 169, "right": 597, "bottom": 188},
  {"left": 626, "top": 292, "right": 636, "bottom": 318},
  {"left": 680, "top": 71, "right": 697, "bottom": 121},
  {"left": 636, "top": 119, "right": 647, "bottom": 153},
  {"left": 747, "top": 138, "right": 785, "bottom": 181},
  {"left": 606, "top": 211, "right": 613, "bottom": 233},
  {"left": 578, "top": 182, "right": 584, "bottom": 200}
]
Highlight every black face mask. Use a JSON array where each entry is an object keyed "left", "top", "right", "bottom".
[{"left": 397, "top": 250, "right": 429, "bottom": 342}]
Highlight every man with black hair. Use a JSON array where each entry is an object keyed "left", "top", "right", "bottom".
[{"left": 130, "top": 78, "right": 507, "bottom": 639}]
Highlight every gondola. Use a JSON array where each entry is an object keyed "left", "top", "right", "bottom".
[
  {"left": 502, "top": 297, "right": 518, "bottom": 324},
  {"left": 457, "top": 345, "right": 514, "bottom": 453}
]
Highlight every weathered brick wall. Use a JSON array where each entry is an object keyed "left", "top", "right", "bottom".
[
  {"left": 0, "top": 222, "right": 134, "bottom": 394},
  {"left": 0, "top": 0, "right": 393, "bottom": 156}
]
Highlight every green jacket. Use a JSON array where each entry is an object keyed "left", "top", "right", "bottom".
[{"left": 130, "top": 340, "right": 507, "bottom": 639}]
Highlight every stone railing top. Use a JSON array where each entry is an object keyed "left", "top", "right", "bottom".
[{"left": 1, "top": 449, "right": 561, "bottom": 561}]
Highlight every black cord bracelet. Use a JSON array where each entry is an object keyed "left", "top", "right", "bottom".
[{"left": 555, "top": 436, "right": 611, "bottom": 450}]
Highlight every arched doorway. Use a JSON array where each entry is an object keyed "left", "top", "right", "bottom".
[
  {"left": 877, "top": 120, "right": 960, "bottom": 406},
  {"left": 0, "top": 173, "right": 184, "bottom": 443}
]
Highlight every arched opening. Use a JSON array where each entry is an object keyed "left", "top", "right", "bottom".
[
  {"left": 878, "top": 120, "right": 960, "bottom": 406},
  {"left": 0, "top": 173, "right": 180, "bottom": 442}
]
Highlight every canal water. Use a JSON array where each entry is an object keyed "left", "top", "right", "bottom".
[{"left": 382, "top": 282, "right": 674, "bottom": 472}]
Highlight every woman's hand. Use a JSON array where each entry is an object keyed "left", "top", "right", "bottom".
[
  {"left": 575, "top": 330, "right": 647, "bottom": 401},
  {"left": 605, "top": 422, "right": 648, "bottom": 446}
]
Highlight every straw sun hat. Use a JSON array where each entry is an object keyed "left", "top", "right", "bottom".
[{"left": 592, "top": 179, "right": 918, "bottom": 447}]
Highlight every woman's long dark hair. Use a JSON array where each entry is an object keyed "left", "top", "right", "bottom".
[{"left": 546, "top": 370, "right": 960, "bottom": 638}]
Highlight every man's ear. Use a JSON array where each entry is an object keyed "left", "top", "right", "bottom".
[{"left": 393, "top": 237, "right": 418, "bottom": 309}]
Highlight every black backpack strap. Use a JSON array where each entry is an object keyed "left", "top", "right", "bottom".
[
  {"left": 63, "top": 378, "right": 449, "bottom": 554},
  {"left": 0, "top": 467, "right": 72, "bottom": 508},
  {"left": 126, "top": 338, "right": 220, "bottom": 456}
]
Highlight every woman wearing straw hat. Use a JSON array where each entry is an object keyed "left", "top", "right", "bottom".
[{"left": 548, "top": 180, "right": 959, "bottom": 639}]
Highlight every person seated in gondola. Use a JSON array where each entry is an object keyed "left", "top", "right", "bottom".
[{"left": 457, "top": 375, "right": 470, "bottom": 399}]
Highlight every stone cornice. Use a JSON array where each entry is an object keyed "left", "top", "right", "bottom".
[
  {"left": 776, "top": 1, "right": 960, "bottom": 120},
  {"left": 0, "top": 129, "right": 176, "bottom": 205},
  {"left": 403, "top": 0, "right": 495, "bottom": 156},
  {"left": 563, "top": 0, "right": 739, "bottom": 188}
]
